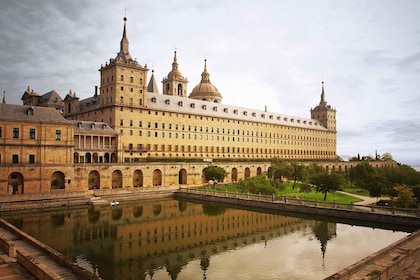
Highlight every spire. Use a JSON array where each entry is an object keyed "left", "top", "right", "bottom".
[
  {"left": 321, "top": 81, "right": 326, "bottom": 105},
  {"left": 172, "top": 51, "right": 178, "bottom": 71},
  {"left": 201, "top": 59, "right": 210, "bottom": 83},
  {"left": 147, "top": 70, "right": 160, "bottom": 94},
  {"left": 118, "top": 17, "right": 132, "bottom": 62}
]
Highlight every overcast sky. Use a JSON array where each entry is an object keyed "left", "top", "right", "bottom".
[{"left": 0, "top": 0, "right": 419, "bottom": 166}]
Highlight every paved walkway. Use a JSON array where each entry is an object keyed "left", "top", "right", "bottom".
[{"left": 338, "top": 191, "right": 382, "bottom": 205}]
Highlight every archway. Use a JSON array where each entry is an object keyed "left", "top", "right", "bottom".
[
  {"left": 245, "top": 167, "right": 251, "bottom": 179},
  {"left": 256, "top": 167, "right": 262, "bottom": 176},
  {"left": 231, "top": 168, "right": 238, "bottom": 182},
  {"left": 111, "top": 153, "right": 117, "bottom": 163},
  {"left": 8, "top": 172, "right": 24, "bottom": 194},
  {"left": 112, "top": 170, "right": 123, "bottom": 188},
  {"left": 93, "top": 153, "right": 99, "bottom": 163},
  {"left": 51, "top": 171, "right": 65, "bottom": 190},
  {"left": 88, "top": 170, "right": 100, "bottom": 190},
  {"left": 133, "top": 170, "right": 143, "bottom": 187},
  {"left": 86, "top": 153, "right": 92, "bottom": 163},
  {"left": 153, "top": 169, "right": 162, "bottom": 186},
  {"left": 178, "top": 168, "right": 187, "bottom": 185},
  {"left": 104, "top": 153, "right": 110, "bottom": 163}
]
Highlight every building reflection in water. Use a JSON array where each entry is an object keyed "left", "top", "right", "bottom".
[{"left": 5, "top": 198, "right": 338, "bottom": 279}]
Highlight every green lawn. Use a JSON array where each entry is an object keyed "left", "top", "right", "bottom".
[{"left": 214, "top": 181, "right": 363, "bottom": 204}]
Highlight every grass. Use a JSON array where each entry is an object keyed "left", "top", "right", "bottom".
[{"left": 213, "top": 181, "right": 364, "bottom": 204}]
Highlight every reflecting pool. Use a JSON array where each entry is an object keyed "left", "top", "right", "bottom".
[{"left": 2, "top": 198, "right": 412, "bottom": 280}]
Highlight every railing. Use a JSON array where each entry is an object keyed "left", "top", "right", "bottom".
[{"left": 179, "top": 187, "right": 420, "bottom": 218}]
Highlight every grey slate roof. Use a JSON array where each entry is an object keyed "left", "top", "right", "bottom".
[{"left": 0, "top": 103, "right": 72, "bottom": 124}]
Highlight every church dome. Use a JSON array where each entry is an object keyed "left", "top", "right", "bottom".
[{"left": 189, "top": 60, "right": 222, "bottom": 103}]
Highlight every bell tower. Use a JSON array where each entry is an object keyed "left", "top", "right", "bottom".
[
  {"left": 98, "top": 17, "right": 149, "bottom": 110},
  {"left": 311, "top": 82, "right": 336, "bottom": 131},
  {"left": 162, "top": 51, "right": 188, "bottom": 97}
]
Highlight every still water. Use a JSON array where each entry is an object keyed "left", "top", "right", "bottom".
[{"left": 2, "top": 198, "right": 412, "bottom": 280}]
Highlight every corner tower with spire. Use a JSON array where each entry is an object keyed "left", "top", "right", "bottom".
[
  {"left": 162, "top": 51, "right": 188, "bottom": 97},
  {"left": 311, "top": 82, "right": 336, "bottom": 132},
  {"left": 98, "top": 17, "right": 149, "bottom": 112}
]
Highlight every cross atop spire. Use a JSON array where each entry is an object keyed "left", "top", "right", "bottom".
[
  {"left": 201, "top": 59, "right": 210, "bottom": 83},
  {"left": 320, "top": 81, "right": 326, "bottom": 106},
  {"left": 117, "top": 16, "right": 132, "bottom": 62}
]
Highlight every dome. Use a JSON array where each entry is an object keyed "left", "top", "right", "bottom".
[{"left": 189, "top": 60, "right": 222, "bottom": 103}]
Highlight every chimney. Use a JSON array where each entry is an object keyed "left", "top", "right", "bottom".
[{"left": 95, "top": 86, "right": 98, "bottom": 96}]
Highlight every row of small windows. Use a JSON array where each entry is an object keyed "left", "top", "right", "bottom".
[
  {"left": 151, "top": 98, "right": 321, "bottom": 126},
  {"left": 102, "top": 75, "right": 143, "bottom": 84},
  {"left": 124, "top": 144, "right": 334, "bottom": 156},
  {"left": 8, "top": 154, "right": 36, "bottom": 164},
  {"left": 118, "top": 121, "right": 334, "bottom": 143},
  {"left": 117, "top": 109, "right": 332, "bottom": 136},
  {"left": 0, "top": 127, "right": 61, "bottom": 140}
]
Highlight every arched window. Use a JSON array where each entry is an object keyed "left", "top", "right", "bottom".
[{"left": 177, "top": 84, "right": 183, "bottom": 96}]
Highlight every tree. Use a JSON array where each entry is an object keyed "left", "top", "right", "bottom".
[
  {"left": 202, "top": 166, "right": 227, "bottom": 182},
  {"left": 381, "top": 152, "right": 394, "bottom": 161},
  {"left": 311, "top": 172, "right": 343, "bottom": 201},
  {"left": 271, "top": 158, "right": 292, "bottom": 182},
  {"left": 394, "top": 185, "right": 415, "bottom": 208},
  {"left": 291, "top": 162, "right": 308, "bottom": 189}
]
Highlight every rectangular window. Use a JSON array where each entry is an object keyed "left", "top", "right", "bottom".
[
  {"left": 130, "top": 120, "right": 133, "bottom": 127},
  {"left": 29, "top": 155, "right": 35, "bottom": 164},
  {"left": 55, "top": 130, "right": 61, "bottom": 140},
  {"left": 120, "top": 119, "right": 124, "bottom": 126},
  {"left": 12, "top": 154, "right": 18, "bottom": 164},
  {"left": 139, "top": 121, "right": 142, "bottom": 127},
  {"left": 29, "top": 128, "right": 36, "bottom": 139},
  {"left": 120, "top": 75, "right": 124, "bottom": 81},
  {"left": 12, "top": 128, "right": 19, "bottom": 139}
]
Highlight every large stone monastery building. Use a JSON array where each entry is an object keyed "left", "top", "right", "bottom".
[
  {"left": 0, "top": 17, "right": 340, "bottom": 195},
  {"left": 63, "top": 17, "right": 337, "bottom": 163}
]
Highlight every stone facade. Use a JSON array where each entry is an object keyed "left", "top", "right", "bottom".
[
  {"left": 63, "top": 17, "right": 337, "bottom": 163},
  {"left": 0, "top": 17, "right": 356, "bottom": 195}
]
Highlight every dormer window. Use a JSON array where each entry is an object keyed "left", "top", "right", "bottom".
[
  {"left": 234, "top": 109, "right": 238, "bottom": 114},
  {"left": 178, "top": 101, "right": 183, "bottom": 106},
  {"left": 27, "top": 107, "right": 34, "bottom": 116},
  {"left": 78, "top": 122, "right": 82, "bottom": 128},
  {"left": 151, "top": 97, "right": 157, "bottom": 103},
  {"left": 190, "top": 103, "right": 195, "bottom": 108},
  {"left": 213, "top": 106, "right": 218, "bottom": 111},
  {"left": 165, "top": 99, "right": 170, "bottom": 105},
  {"left": 223, "top": 108, "right": 228, "bottom": 113},
  {"left": 252, "top": 112, "right": 256, "bottom": 117},
  {"left": 243, "top": 111, "right": 247, "bottom": 116},
  {"left": 261, "top": 114, "right": 265, "bottom": 118},
  {"left": 202, "top": 105, "right": 206, "bottom": 110}
]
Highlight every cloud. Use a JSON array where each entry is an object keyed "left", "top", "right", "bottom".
[{"left": 396, "top": 51, "right": 420, "bottom": 73}]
